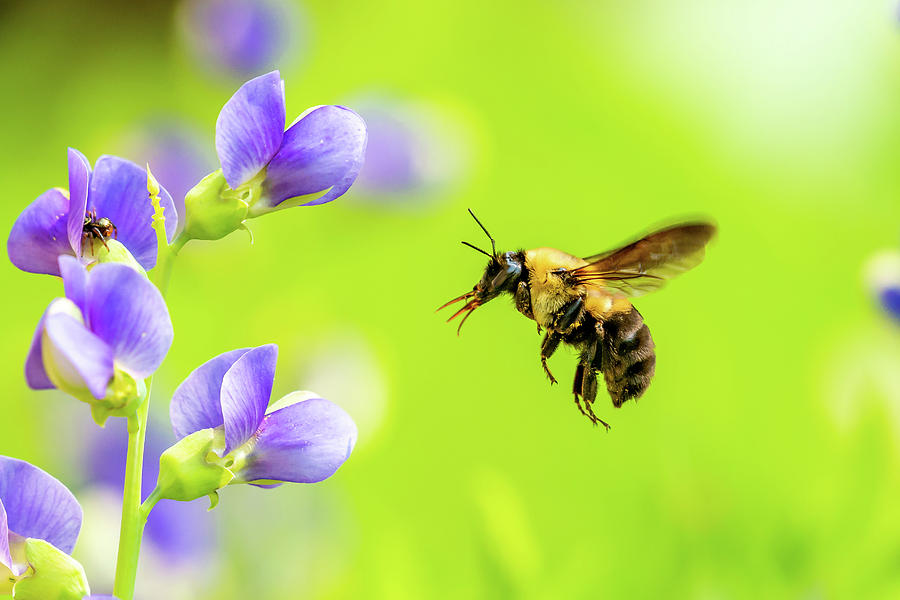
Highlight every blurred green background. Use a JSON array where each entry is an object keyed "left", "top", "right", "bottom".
[{"left": 2, "top": 0, "right": 900, "bottom": 598}]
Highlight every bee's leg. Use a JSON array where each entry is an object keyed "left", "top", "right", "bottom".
[
  {"left": 577, "top": 340, "right": 611, "bottom": 430},
  {"left": 571, "top": 363, "right": 589, "bottom": 418},
  {"left": 514, "top": 281, "right": 534, "bottom": 319},
  {"left": 540, "top": 332, "right": 561, "bottom": 384},
  {"left": 579, "top": 341, "right": 597, "bottom": 406},
  {"left": 581, "top": 370, "right": 610, "bottom": 430},
  {"left": 552, "top": 295, "right": 584, "bottom": 333},
  {"left": 515, "top": 281, "right": 542, "bottom": 333}
]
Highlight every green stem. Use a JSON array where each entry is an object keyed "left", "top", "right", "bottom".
[
  {"left": 112, "top": 378, "right": 152, "bottom": 600},
  {"left": 141, "top": 486, "right": 163, "bottom": 517},
  {"left": 110, "top": 180, "right": 186, "bottom": 599},
  {"left": 152, "top": 234, "right": 188, "bottom": 294}
]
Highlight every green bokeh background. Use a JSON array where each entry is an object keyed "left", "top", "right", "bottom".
[{"left": 2, "top": 0, "right": 900, "bottom": 598}]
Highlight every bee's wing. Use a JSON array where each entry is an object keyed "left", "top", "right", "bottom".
[{"left": 572, "top": 222, "right": 716, "bottom": 297}]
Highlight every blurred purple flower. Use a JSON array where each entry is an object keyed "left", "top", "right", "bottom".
[
  {"left": 216, "top": 71, "right": 367, "bottom": 213},
  {"left": 170, "top": 344, "right": 357, "bottom": 485},
  {"left": 25, "top": 256, "right": 173, "bottom": 404},
  {"left": 882, "top": 287, "right": 900, "bottom": 320},
  {"left": 0, "top": 456, "right": 81, "bottom": 578},
  {"left": 85, "top": 418, "right": 216, "bottom": 564},
  {"left": 7, "top": 149, "right": 177, "bottom": 276},
  {"left": 351, "top": 95, "right": 470, "bottom": 205},
  {"left": 865, "top": 250, "right": 900, "bottom": 323},
  {"left": 123, "top": 120, "right": 216, "bottom": 236},
  {"left": 179, "top": 0, "right": 300, "bottom": 79},
  {"left": 356, "top": 106, "right": 423, "bottom": 194}
]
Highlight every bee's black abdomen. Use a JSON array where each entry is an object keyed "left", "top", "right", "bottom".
[{"left": 596, "top": 307, "right": 656, "bottom": 407}]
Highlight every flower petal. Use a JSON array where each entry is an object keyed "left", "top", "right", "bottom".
[
  {"left": 263, "top": 105, "right": 367, "bottom": 207},
  {"left": 215, "top": 70, "right": 285, "bottom": 188},
  {"left": 24, "top": 306, "right": 54, "bottom": 390},
  {"left": 59, "top": 255, "right": 88, "bottom": 314},
  {"left": 0, "top": 499, "right": 11, "bottom": 573},
  {"left": 170, "top": 348, "right": 252, "bottom": 440},
  {"left": 238, "top": 396, "right": 357, "bottom": 483},
  {"left": 66, "top": 148, "right": 91, "bottom": 256},
  {"left": 7, "top": 188, "right": 75, "bottom": 275},
  {"left": 88, "top": 155, "right": 177, "bottom": 270},
  {"left": 220, "top": 344, "right": 277, "bottom": 454},
  {"left": 0, "top": 456, "right": 82, "bottom": 555},
  {"left": 84, "top": 263, "right": 173, "bottom": 378},
  {"left": 44, "top": 311, "right": 115, "bottom": 400}
]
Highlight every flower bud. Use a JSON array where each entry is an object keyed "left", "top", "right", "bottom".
[
  {"left": 155, "top": 428, "right": 234, "bottom": 505},
  {"left": 11, "top": 538, "right": 90, "bottom": 600},
  {"left": 88, "top": 370, "right": 147, "bottom": 427},
  {"left": 181, "top": 169, "right": 251, "bottom": 241},
  {"left": 92, "top": 240, "right": 146, "bottom": 276}
]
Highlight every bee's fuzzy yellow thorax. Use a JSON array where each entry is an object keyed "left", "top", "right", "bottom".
[{"left": 524, "top": 248, "right": 587, "bottom": 328}]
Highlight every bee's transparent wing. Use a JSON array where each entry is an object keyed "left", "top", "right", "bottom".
[{"left": 571, "top": 222, "right": 716, "bottom": 297}]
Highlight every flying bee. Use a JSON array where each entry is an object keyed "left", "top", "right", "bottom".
[
  {"left": 82, "top": 210, "right": 117, "bottom": 254},
  {"left": 439, "top": 210, "right": 716, "bottom": 429}
]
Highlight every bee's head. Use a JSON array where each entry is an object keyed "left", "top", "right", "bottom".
[
  {"left": 439, "top": 210, "right": 524, "bottom": 335},
  {"left": 473, "top": 251, "right": 524, "bottom": 303}
]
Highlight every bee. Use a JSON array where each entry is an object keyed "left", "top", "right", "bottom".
[
  {"left": 439, "top": 210, "right": 716, "bottom": 429},
  {"left": 82, "top": 210, "right": 117, "bottom": 254}
]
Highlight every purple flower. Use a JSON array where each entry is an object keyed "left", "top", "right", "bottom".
[
  {"left": 179, "top": 0, "right": 300, "bottom": 78},
  {"left": 215, "top": 71, "right": 367, "bottom": 214},
  {"left": 25, "top": 256, "right": 173, "bottom": 415},
  {"left": 170, "top": 344, "right": 357, "bottom": 486},
  {"left": 7, "top": 149, "right": 178, "bottom": 276},
  {"left": 0, "top": 456, "right": 82, "bottom": 580}
]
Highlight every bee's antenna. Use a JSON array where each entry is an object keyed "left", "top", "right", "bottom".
[
  {"left": 468, "top": 209, "right": 496, "bottom": 257},
  {"left": 461, "top": 240, "right": 493, "bottom": 258}
]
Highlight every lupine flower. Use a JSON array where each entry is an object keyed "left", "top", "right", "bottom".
[
  {"left": 0, "top": 456, "right": 88, "bottom": 597},
  {"left": 7, "top": 149, "right": 177, "bottom": 276},
  {"left": 216, "top": 70, "right": 367, "bottom": 213},
  {"left": 25, "top": 256, "right": 173, "bottom": 421},
  {"left": 178, "top": 0, "right": 300, "bottom": 79},
  {"left": 162, "top": 344, "right": 356, "bottom": 499},
  {"left": 182, "top": 72, "right": 367, "bottom": 240},
  {"left": 221, "top": 71, "right": 365, "bottom": 211}
]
